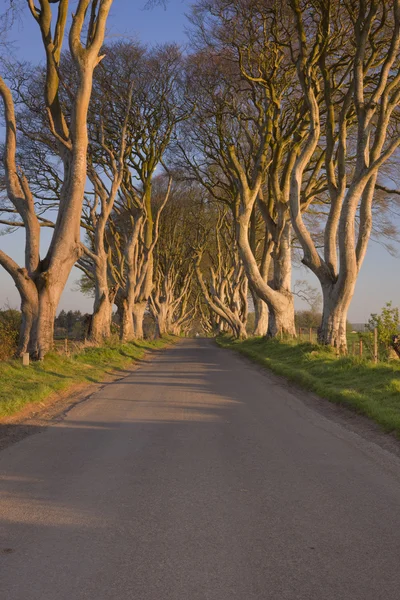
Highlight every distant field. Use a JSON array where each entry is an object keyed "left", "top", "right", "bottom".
[
  {"left": 217, "top": 336, "right": 400, "bottom": 438},
  {"left": 0, "top": 336, "right": 175, "bottom": 419}
]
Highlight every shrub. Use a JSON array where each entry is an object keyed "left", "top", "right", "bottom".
[
  {"left": 0, "top": 309, "right": 21, "bottom": 360},
  {"left": 367, "top": 301, "right": 400, "bottom": 359}
]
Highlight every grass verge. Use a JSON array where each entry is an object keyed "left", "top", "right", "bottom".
[
  {"left": 0, "top": 336, "right": 176, "bottom": 418},
  {"left": 217, "top": 336, "right": 400, "bottom": 437}
]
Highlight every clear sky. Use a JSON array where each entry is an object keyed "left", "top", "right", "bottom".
[{"left": 0, "top": 0, "right": 399, "bottom": 323}]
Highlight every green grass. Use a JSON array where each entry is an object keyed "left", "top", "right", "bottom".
[
  {"left": 217, "top": 336, "right": 400, "bottom": 437},
  {"left": 0, "top": 336, "right": 175, "bottom": 418}
]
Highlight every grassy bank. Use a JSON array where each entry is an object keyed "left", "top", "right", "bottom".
[
  {"left": 0, "top": 336, "right": 175, "bottom": 418},
  {"left": 217, "top": 336, "right": 400, "bottom": 437}
]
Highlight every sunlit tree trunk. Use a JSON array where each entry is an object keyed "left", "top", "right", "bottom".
[{"left": 237, "top": 209, "right": 296, "bottom": 337}]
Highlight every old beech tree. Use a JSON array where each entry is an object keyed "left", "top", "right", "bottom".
[{"left": 0, "top": 0, "right": 113, "bottom": 358}]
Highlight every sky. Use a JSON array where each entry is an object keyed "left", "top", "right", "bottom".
[{"left": 0, "top": 0, "right": 399, "bottom": 323}]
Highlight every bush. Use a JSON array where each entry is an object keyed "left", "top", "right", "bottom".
[
  {"left": 367, "top": 301, "right": 400, "bottom": 359},
  {"left": 295, "top": 310, "right": 322, "bottom": 329},
  {"left": 0, "top": 309, "right": 21, "bottom": 360}
]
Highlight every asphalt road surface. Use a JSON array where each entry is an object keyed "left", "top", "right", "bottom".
[{"left": 1, "top": 339, "right": 400, "bottom": 599}]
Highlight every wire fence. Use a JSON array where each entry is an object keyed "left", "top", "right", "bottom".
[
  {"left": 53, "top": 337, "right": 95, "bottom": 357},
  {"left": 284, "top": 327, "right": 398, "bottom": 363}
]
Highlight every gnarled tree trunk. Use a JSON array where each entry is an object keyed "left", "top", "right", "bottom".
[
  {"left": 251, "top": 291, "right": 269, "bottom": 336},
  {"left": 317, "top": 279, "right": 353, "bottom": 352},
  {"left": 237, "top": 212, "right": 296, "bottom": 337},
  {"left": 89, "top": 255, "right": 115, "bottom": 342},
  {"left": 132, "top": 301, "right": 147, "bottom": 339},
  {"left": 120, "top": 296, "right": 134, "bottom": 342}
]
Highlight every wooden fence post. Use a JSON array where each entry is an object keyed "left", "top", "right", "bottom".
[
  {"left": 359, "top": 339, "right": 363, "bottom": 357},
  {"left": 374, "top": 327, "right": 378, "bottom": 364},
  {"left": 309, "top": 328, "right": 312, "bottom": 343}
]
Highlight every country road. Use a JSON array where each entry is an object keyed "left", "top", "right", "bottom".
[{"left": 1, "top": 339, "right": 400, "bottom": 599}]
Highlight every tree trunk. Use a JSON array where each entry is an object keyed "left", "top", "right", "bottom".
[
  {"left": 90, "top": 294, "right": 113, "bottom": 342},
  {"left": 267, "top": 294, "right": 296, "bottom": 338},
  {"left": 237, "top": 213, "right": 296, "bottom": 336},
  {"left": 120, "top": 297, "right": 134, "bottom": 342},
  {"left": 18, "top": 292, "right": 39, "bottom": 357},
  {"left": 170, "top": 323, "right": 181, "bottom": 336},
  {"left": 133, "top": 302, "right": 147, "bottom": 339},
  {"left": 318, "top": 283, "right": 349, "bottom": 352},
  {"left": 155, "top": 302, "right": 169, "bottom": 337},
  {"left": 251, "top": 287, "right": 269, "bottom": 336},
  {"left": 268, "top": 222, "right": 296, "bottom": 337},
  {"left": 217, "top": 319, "right": 226, "bottom": 334},
  {"left": 31, "top": 284, "right": 59, "bottom": 359},
  {"left": 89, "top": 259, "right": 113, "bottom": 342},
  {"left": 27, "top": 248, "right": 84, "bottom": 358},
  {"left": 236, "top": 320, "right": 248, "bottom": 340}
]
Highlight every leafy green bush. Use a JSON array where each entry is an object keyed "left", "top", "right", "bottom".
[
  {"left": 0, "top": 309, "right": 21, "bottom": 360},
  {"left": 367, "top": 302, "right": 399, "bottom": 359}
]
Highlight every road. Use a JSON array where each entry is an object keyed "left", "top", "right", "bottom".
[{"left": 1, "top": 339, "right": 400, "bottom": 599}]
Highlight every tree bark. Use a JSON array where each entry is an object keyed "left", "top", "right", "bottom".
[
  {"left": 251, "top": 288, "right": 269, "bottom": 336},
  {"left": 236, "top": 213, "right": 296, "bottom": 337},
  {"left": 90, "top": 293, "right": 113, "bottom": 342},
  {"left": 318, "top": 283, "right": 351, "bottom": 352},
  {"left": 235, "top": 319, "right": 248, "bottom": 340},
  {"left": 33, "top": 281, "right": 60, "bottom": 359},
  {"left": 89, "top": 256, "right": 113, "bottom": 342},
  {"left": 19, "top": 295, "right": 39, "bottom": 357},
  {"left": 154, "top": 302, "right": 169, "bottom": 337},
  {"left": 267, "top": 294, "right": 296, "bottom": 338},
  {"left": 120, "top": 296, "right": 134, "bottom": 342},
  {"left": 132, "top": 302, "right": 147, "bottom": 339}
]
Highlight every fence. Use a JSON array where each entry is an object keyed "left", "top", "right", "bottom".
[
  {"left": 53, "top": 337, "right": 93, "bottom": 357},
  {"left": 288, "top": 327, "right": 391, "bottom": 363}
]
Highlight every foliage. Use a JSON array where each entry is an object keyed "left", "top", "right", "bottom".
[
  {"left": 367, "top": 302, "right": 400, "bottom": 358},
  {"left": 0, "top": 309, "right": 21, "bottom": 359},
  {"left": 217, "top": 336, "right": 400, "bottom": 438},
  {"left": 295, "top": 310, "right": 322, "bottom": 329},
  {"left": 54, "top": 310, "right": 88, "bottom": 339}
]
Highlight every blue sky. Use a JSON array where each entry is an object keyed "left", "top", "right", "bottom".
[{"left": 0, "top": 0, "right": 399, "bottom": 323}]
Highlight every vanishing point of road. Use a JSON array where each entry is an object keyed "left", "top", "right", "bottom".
[{"left": 1, "top": 339, "right": 400, "bottom": 599}]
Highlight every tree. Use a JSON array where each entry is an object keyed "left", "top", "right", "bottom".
[
  {"left": 79, "top": 43, "right": 136, "bottom": 342},
  {"left": 0, "top": 0, "right": 113, "bottom": 358},
  {"left": 194, "top": 205, "right": 248, "bottom": 339},
  {"left": 181, "top": 0, "right": 311, "bottom": 337},
  {"left": 112, "top": 44, "right": 189, "bottom": 340},
  {"left": 287, "top": 0, "right": 400, "bottom": 351},
  {"left": 150, "top": 181, "right": 198, "bottom": 336}
]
